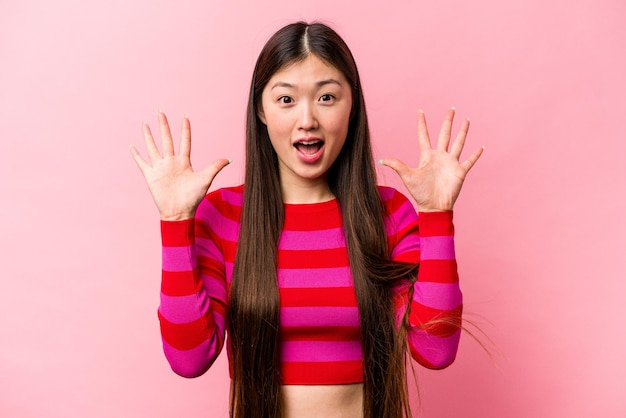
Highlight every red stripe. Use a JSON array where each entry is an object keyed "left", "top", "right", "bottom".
[
  {"left": 161, "top": 269, "right": 202, "bottom": 296},
  {"left": 205, "top": 189, "right": 243, "bottom": 223},
  {"left": 283, "top": 203, "right": 342, "bottom": 231},
  {"left": 418, "top": 260, "right": 459, "bottom": 283},
  {"left": 388, "top": 220, "right": 419, "bottom": 247},
  {"left": 161, "top": 219, "right": 194, "bottom": 246},
  {"left": 195, "top": 219, "right": 213, "bottom": 240},
  {"left": 217, "top": 202, "right": 242, "bottom": 224},
  {"left": 195, "top": 217, "right": 237, "bottom": 243},
  {"left": 410, "top": 303, "right": 463, "bottom": 338},
  {"left": 158, "top": 312, "right": 216, "bottom": 350},
  {"left": 278, "top": 248, "right": 348, "bottom": 269},
  {"left": 280, "top": 287, "right": 357, "bottom": 307},
  {"left": 381, "top": 187, "right": 402, "bottom": 211},
  {"left": 209, "top": 297, "right": 227, "bottom": 320},
  {"left": 197, "top": 255, "right": 227, "bottom": 277},
  {"left": 408, "top": 346, "right": 436, "bottom": 369},
  {"left": 418, "top": 211, "right": 454, "bottom": 236},
  {"left": 393, "top": 282, "right": 411, "bottom": 311},
  {"left": 393, "top": 249, "right": 420, "bottom": 264},
  {"left": 281, "top": 360, "right": 363, "bottom": 385},
  {"left": 281, "top": 326, "right": 360, "bottom": 342},
  {"left": 221, "top": 240, "right": 239, "bottom": 263}
]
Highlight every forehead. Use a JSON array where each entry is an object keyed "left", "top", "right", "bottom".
[{"left": 267, "top": 55, "right": 347, "bottom": 87}]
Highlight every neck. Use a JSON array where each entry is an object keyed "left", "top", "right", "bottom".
[{"left": 280, "top": 176, "right": 334, "bottom": 204}]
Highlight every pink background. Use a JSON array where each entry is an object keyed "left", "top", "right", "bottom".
[{"left": 1, "top": 0, "right": 625, "bottom": 416}]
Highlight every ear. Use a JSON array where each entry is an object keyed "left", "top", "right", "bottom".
[{"left": 257, "top": 105, "right": 267, "bottom": 125}]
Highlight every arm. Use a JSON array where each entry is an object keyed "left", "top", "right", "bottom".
[
  {"left": 386, "top": 190, "right": 462, "bottom": 369},
  {"left": 159, "top": 204, "right": 228, "bottom": 377},
  {"left": 129, "top": 112, "right": 231, "bottom": 377},
  {"left": 381, "top": 108, "right": 482, "bottom": 367}
]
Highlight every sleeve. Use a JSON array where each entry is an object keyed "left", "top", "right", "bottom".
[
  {"left": 387, "top": 190, "right": 462, "bottom": 370},
  {"left": 158, "top": 195, "right": 229, "bottom": 378}
]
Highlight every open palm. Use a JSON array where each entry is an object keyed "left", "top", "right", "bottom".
[
  {"left": 130, "top": 112, "right": 230, "bottom": 220},
  {"left": 381, "top": 108, "right": 483, "bottom": 212}
]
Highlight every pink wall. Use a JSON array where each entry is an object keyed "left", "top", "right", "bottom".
[{"left": 1, "top": 0, "right": 625, "bottom": 416}]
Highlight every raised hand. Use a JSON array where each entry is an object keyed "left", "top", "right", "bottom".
[
  {"left": 381, "top": 108, "right": 483, "bottom": 212},
  {"left": 130, "top": 112, "right": 230, "bottom": 221}
]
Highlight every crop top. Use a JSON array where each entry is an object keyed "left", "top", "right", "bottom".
[{"left": 158, "top": 185, "right": 462, "bottom": 384}]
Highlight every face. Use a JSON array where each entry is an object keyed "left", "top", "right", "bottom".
[{"left": 258, "top": 54, "right": 352, "bottom": 199}]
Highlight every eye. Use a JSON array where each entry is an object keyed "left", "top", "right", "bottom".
[
  {"left": 278, "top": 96, "right": 293, "bottom": 104},
  {"left": 319, "top": 94, "right": 335, "bottom": 102}
]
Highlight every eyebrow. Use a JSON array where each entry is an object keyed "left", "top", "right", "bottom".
[{"left": 270, "top": 79, "right": 343, "bottom": 90}]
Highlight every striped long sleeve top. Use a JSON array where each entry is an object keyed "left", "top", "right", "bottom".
[{"left": 159, "top": 185, "right": 462, "bottom": 384}]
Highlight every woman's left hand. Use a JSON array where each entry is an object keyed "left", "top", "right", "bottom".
[{"left": 381, "top": 108, "right": 483, "bottom": 212}]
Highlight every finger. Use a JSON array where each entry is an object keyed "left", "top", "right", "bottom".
[
  {"left": 179, "top": 115, "right": 191, "bottom": 158},
  {"left": 142, "top": 122, "right": 161, "bottom": 164},
  {"left": 450, "top": 117, "right": 470, "bottom": 160},
  {"left": 461, "top": 145, "right": 485, "bottom": 173},
  {"left": 416, "top": 109, "right": 432, "bottom": 153},
  {"left": 199, "top": 158, "right": 232, "bottom": 187},
  {"left": 129, "top": 144, "right": 150, "bottom": 174},
  {"left": 379, "top": 158, "right": 411, "bottom": 180},
  {"left": 437, "top": 107, "right": 455, "bottom": 152},
  {"left": 158, "top": 111, "right": 175, "bottom": 157}
]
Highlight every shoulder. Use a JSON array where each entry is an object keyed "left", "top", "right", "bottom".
[
  {"left": 205, "top": 184, "right": 244, "bottom": 207},
  {"left": 196, "top": 184, "right": 244, "bottom": 223},
  {"left": 377, "top": 186, "right": 415, "bottom": 215},
  {"left": 377, "top": 185, "right": 419, "bottom": 236}
]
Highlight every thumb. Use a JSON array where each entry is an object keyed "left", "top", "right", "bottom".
[
  {"left": 379, "top": 158, "right": 410, "bottom": 178},
  {"left": 200, "top": 158, "right": 232, "bottom": 185}
]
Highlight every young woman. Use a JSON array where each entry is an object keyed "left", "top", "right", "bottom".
[{"left": 131, "top": 22, "right": 482, "bottom": 418}]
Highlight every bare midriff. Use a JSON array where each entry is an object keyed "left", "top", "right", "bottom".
[
  {"left": 282, "top": 383, "right": 364, "bottom": 418},
  {"left": 229, "top": 382, "right": 364, "bottom": 417}
]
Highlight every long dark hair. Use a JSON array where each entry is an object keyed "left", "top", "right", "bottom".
[{"left": 228, "top": 22, "right": 418, "bottom": 418}]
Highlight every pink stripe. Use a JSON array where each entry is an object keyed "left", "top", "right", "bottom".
[
  {"left": 279, "top": 228, "right": 345, "bottom": 250},
  {"left": 159, "top": 276, "right": 227, "bottom": 325},
  {"left": 386, "top": 198, "right": 417, "bottom": 227},
  {"left": 220, "top": 188, "right": 243, "bottom": 206},
  {"left": 200, "top": 275, "right": 228, "bottom": 301},
  {"left": 281, "top": 340, "right": 362, "bottom": 362},
  {"left": 225, "top": 262, "right": 234, "bottom": 283},
  {"left": 278, "top": 267, "right": 353, "bottom": 288},
  {"left": 214, "top": 312, "right": 226, "bottom": 335},
  {"left": 195, "top": 201, "right": 240, "bottom": 242},
  {"left": 162, "top": 246, "right": 196, "bottom": 272},
  {"left": 378, "top": 186, "right": 395, "bottom": 201},
  {"left": 159, "top": 301, "right": 226, "bottom": 334},
  {"left": 281, "top": 307, "right": 360, "bottom": 327},
  {"left": 413, "top": 282, "right": 462, "bottom": 310},
  {"left": 162, "top": 338, "right": 222, "bottom": 378},
  {"left": 408, "top": 329, "right": 460, "bottom": 368},
  {"left": 159, "top": 293, "right": 208, "bottom": 324},
  {"left": 196, "top": 237, "right": 224, "bottom": 262},
  {"left": 420, "top": 236, "right": 456, "bottom": 260},
  {"left": 391, "top": 235, "right": 420, "bottom": 258}
]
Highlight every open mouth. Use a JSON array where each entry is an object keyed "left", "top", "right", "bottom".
[{"left": 294, "top": 140, "right": 324, "bottom": 156}]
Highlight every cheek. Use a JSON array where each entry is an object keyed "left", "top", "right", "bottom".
[
  {"left": 326, "top": 111, "right": 351, "bottom": 139},
  {"left": 264, "top": 111, "right": 288, "bottom": 133},
  {"left": 266, "top": 122, "right": 291, "bottom": 147},
  {"left": 265, "top": 119, "right": 294, "bottom": 156}
]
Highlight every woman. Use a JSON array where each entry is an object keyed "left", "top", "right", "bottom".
[{"left": 131, "top": 22, "right": 482, "bottom": 418}]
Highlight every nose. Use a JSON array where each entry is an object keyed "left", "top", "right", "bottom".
[{"left": 298, "top": 103, "right": 318, "bottom": 131}]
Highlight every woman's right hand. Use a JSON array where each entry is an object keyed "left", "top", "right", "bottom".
[{"left": 130, "top": 112, "right": 230, "bottom": 221}]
